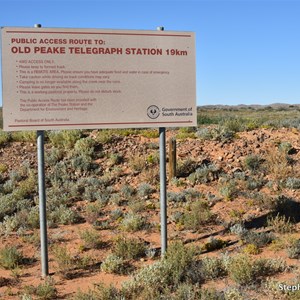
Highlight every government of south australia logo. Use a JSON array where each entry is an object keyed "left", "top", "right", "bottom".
[{"left": 147, "top": 105, "right": 160, "bottom": 119}]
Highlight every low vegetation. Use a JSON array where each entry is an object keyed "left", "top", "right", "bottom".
[{"left": 0, "top": 105, "right": 300, "bottom": 299}]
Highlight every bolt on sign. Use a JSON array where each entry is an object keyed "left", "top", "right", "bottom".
[{"left": 1, "top": 27, "right": 196, "bottom": 131}]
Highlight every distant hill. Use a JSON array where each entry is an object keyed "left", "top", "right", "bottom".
[{"left": 198, "top": 103, "right": 300, "bottom": 110}]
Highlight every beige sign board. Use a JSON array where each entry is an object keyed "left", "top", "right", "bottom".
[{"left": 1, "top": 27, "right": 196, "bottom": 131}]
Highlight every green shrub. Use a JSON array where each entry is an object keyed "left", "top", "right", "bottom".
[
  {"left": 100, "top": 254, "right": 126, "bottom": 274},
  {"left": 219, "top": 179, "right": 237, "bottom": 201},
  {"left": 287, "top": 239, "right": 300, "bottom": 259},
  {"left": 227, "top": 254, "right": 255, "bottom": 285},
  {"left": 200, "top": 256, "right": 227, "bottom": 280},
  {"left": 227, "top": 254, "right": 286, "bottom": 286},
  {"left": 0, "top": 246, "right": 24, "bottom": 270},
  {"left": 267, "top": 214, "right": 294, "bottom": 234},
  {"left": 112, "top": 236, "right": 146, "bottom": 260},
  {"left": 244, "top": 154, "right": 262, "bottom": 173},
  {"left": 242, "top": 231, "right": 274, "bottom": 248},
  {"left": 120, "top": 184, "right": 135, "bottom": 198},
  {"left": 74, "top": 137, "right": 96, "bottom": 156},
  {"left": 52, "top": 245, "right": 74, "bottom": 278},
  {"left": 48, "top": 130, "right": 82, "bottom": 149},
  {"left": 188, "top": 164, "right": 220, "bottom": 184},
  {"left": 79, "top": 229, "right": 103, "bottom": 249},
  {"left": 0, "top": 130, "right": 11, "bottom": 146},
  {"left": 122, "top": 241, "right": 196, "bottom": 297},
  {"left": 35, "top": 277, "right": 57, "bottom": 300},
  {"left": 167, "top": 191, "right": 186, "bottom": 203},
  {"left": 140, "top": 129, "right": 159, "bottom": 138},
  {"left": 177, "top": 158, "right": 197, "bottom": 177},
  {"left": 137, "top": 183, "right": 154, "bottom": 198},
  {"left": 70, "top": 154, "right": 93, "bottom": 174},
  {"left": 49, "top": 205, "right": 80, "bottom": 226},
  {"left": 95, "top": 129, "right": 115, "bottom": 144},
  {"left": 11, "top": 131, "right": 36, "bottom": 142},
  {"left": 183, "top": 201, "right": 213, "bottom": 230},
  {"left": 119, "top": 213, "right": 148, "bottom": 232},
  {"left": 285, "top": 177, "right": 300, "bottom": 189}
]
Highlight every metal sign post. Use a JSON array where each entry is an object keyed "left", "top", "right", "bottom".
[
  {"left": 157, "top": 26, "right": 167, "bottom": 256},
  {"left": 37, "top": 130, "right": 49, "bottom": 277},
  {"left": 159, "top": 126, "right": 167, "bottom": 255},
  {"left": 35, "top": 24, "right": 49, "bottom": 277}
]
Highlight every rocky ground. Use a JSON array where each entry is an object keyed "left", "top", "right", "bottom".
[{"left": 0, "top": 126, "right": 300, "bottom": 299}]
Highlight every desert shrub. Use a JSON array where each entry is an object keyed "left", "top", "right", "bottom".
[
  {"left": 73, "top": 137, "right": 96, "bottom": 156},
  {"left": 243, "top": 231, "right": 274, "bottom": 248},
  {"left": 266, "top": 147, "right": 292, "bottom": 180},
  {"left": 139, "top": 129, "right": 159, "bottom": 138},
  {"left": 45, "top": 148, "right": 64, "bottom": 166},
  {"left": 122, "top": 241, "right": 196, "bottom": 297},
  {"left": 70, "top": 154, "right": 94, "bottom": 174},
  {"left": 110, "top": 193, "right": 124, "bottom": 206},
  {"left": 223, "top": 287, "right": 244, "bottom": 300},
  {"left": 227, "top": 254, "right": 286, "bottom": 286},
  {"left": 285, "top": 177, "right": 300, "bottom": 189},
  {"left": 48, "top": 130, "right": 82, "bottom": 149},
  {"left": 246, "top": 177, "right": 265, "bottom": 190},
  {"left": 170, "top": 283, "right": 200, "bottom": 300},
  {"left": 248, "top": 192, "right": 276, "bottom": 211},
  {"left": 100, "top": 254, "right": 127, "bottom": 275},
  {"left": 35, "top": 277, "right": 58, "bottom": 300},
  {"left": 112, "top": 236, "right": 146, "bottom": 260},
  {"left": 243, "top": 243, "right": 260, "bottom": 255},
  {"left": 11, "top": 131, "right": 36, "bottom": 142},
  {"left": 163, "top": 241, "right": 196, "bottom": 285},
  {"left": 146, "top": 153, "right": 159, "bottom": 166},
  {"left": 203, "top": 237, "right": 227, "bottom": 252},
  {"left": 52, "top": 245, "right": 74, "bottom": 278},
  {"left": 79, "top": 229, "right": 103, "bottom": 250},
  {"left": 183, "top": 201, "right": 213, "bottom": 230},
  {"left": 128, "top": 155, "right": 146, "bottom": 173},
  {"left": 183, "top": 188, "right": 202, "bottom": 201},
  {"left": 188, "top": 164, "right": 220, "bottom": 185},
  {"left": 243, "top": 154, "right": 262, "bottom": 173},
  {"left": 0, "top": 246, "right": 24, "bottom": 270},
  {"left": 196, "top": 127, "right": 214, "bottom": 140},
  {"left": 175, "top": 127, "right": 196, "bottom": 139},
  {"left": 177, "top": 158, "right": 198, "bottom": 178},
  {"left": 200, "top": 256, "right": 227, "bottom": 280},
  {"left": 287, "top": 239, "right": 300, "bottom": 259},
  {"left": 0, "top": 131, "right": 11, "bottom": 146},
  {"left": 83, "top": 186, "right": 103, "bottom": 202},
  {"left": 0, "top": 209, "right": 37, "bottom": 235},
  {"left": 221, "top": 117, "right": 245, "bottom": 133},
  {"left": 95, "top": 129, "right": 116, "bottom": 144},
  {"left": 137, "top": 183, "right": 154, "bottom": 198},
  {"left": 267, "top": 214, "right": 294, "bottom": 234},
  {"left": 120, "top": 184, "right": 135, "bottom": 198},
  {"left": 49, "top": 205, "right": 80, "bottom": 226},
  {"left": 226, "top": 254, "right": 255, "bottom": 285},
  {"left": 109, "top": 209, "right": 123, "bottom": 222},
  {"left": 230, "top": 223, "right": 248, "bottom": 237},
  {"left": 119, "top": 213, "right": 148, "bottom": 232},
  {"left": 108, "top": 153, "right": 123, "bottom": 166},
  {"left": 219, "top": 180, "right": 237, "bottom": 201},
  {"left": 13, "top": 172, "right": 37, "bottom": 200},
  {"left": 198, "top": 288, "right": 224, "bottom": 300},
  {"left": 0, "top": 194, "right": 19, "bottom": 221},
  {"left": 253, "top": 257, "right": 287, "bottom": 277},
  {"left": 210, "top": 125, "right": 235, "bottom": 141},
  {"left": 167, "top": 191, "right": 186, "bottom": 203},
  {"left": 128, "top": 200, "right": 146, "bottom": 213}
]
